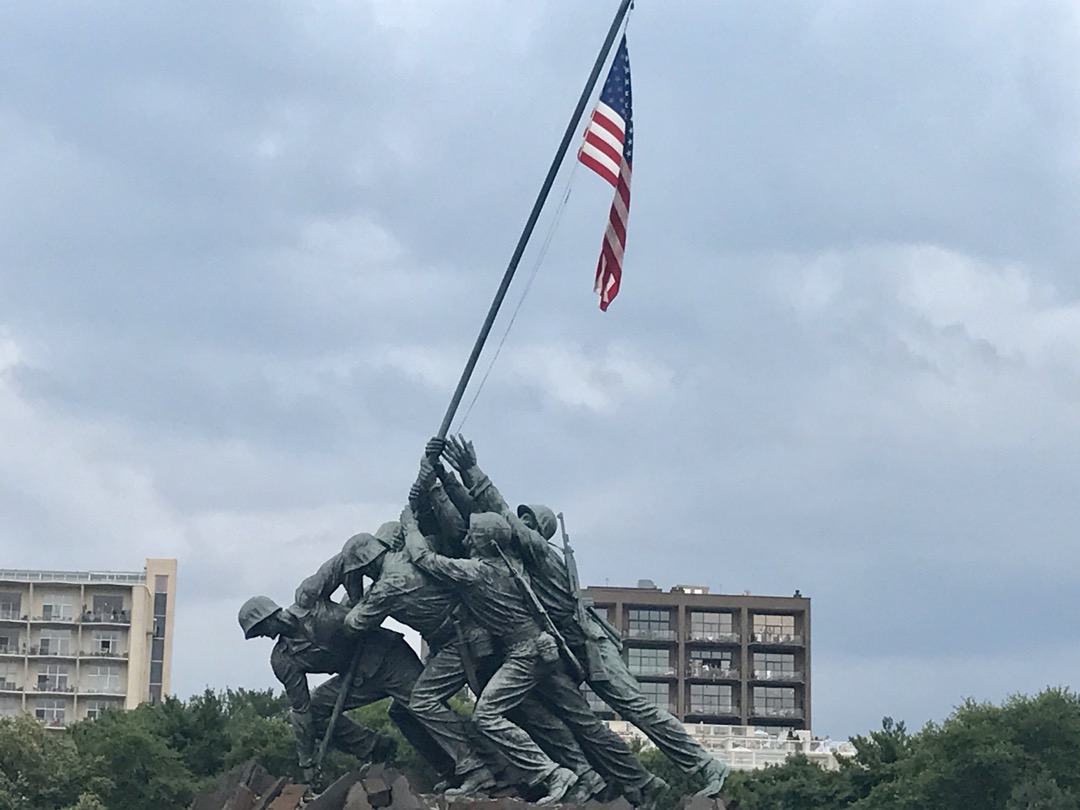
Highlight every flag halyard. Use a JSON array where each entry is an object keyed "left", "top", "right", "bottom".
[{"left": 578, "top": 36, "right": 633, "bottom": 311}]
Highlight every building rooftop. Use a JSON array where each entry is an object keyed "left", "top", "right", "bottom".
[{"left": 0, "top": 569, "right": 147, "bottom": 585}]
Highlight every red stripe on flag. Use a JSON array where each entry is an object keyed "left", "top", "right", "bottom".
[{"left": 578, "top": 150, "right": 619, "bottom": 187}]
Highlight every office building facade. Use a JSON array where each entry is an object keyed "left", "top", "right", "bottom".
[
  {"left": 0, "top": 558, "right": 177, "bottom": 728},
  {"left": 582, "top": 582, "right": 810, "bottom": 729}
]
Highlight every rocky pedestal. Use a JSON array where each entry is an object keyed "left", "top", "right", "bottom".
[{"left": 190, "top": 762, "right": 736, "bottom": 810}]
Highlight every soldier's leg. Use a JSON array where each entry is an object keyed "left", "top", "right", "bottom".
[
  {"left": 508, "top": 697, "right": 591, "bottom": 774},
  {"left": 509, "top": 697, "right": 609, "bottom": 801},
  {"left": 471, "top": 645, "right": 560, "bottom": 787},
  {"left": 309, "top": 676, "right": 381, "bottom": 759},
  {"left": 408, "top": 643, "right": 491, "bottom": 777},
  {"left": 588, "top": 636, "right": 719, "bottom": 775},
  {"left": 534, "top": 667, "right": 654, "bottom": 793},
  {"left": 375, "top": 638, "right": 457, "bottom": 780}
]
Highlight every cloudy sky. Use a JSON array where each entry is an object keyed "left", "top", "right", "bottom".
[{"left": 3, "top": 0, "right": 1080, "bottom": 740}]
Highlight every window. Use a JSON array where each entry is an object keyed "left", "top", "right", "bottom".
[
  {"left": 0, "top": 631, "right": 17, "bottom": 653},
  {"left": 689, "top": 612, "right": 736, "bottom": 641},
  {"left": 91, "top": 630, "right": 120, "bottom": 656},
  {"left": 155, "top": 574, "right": 169, "bottom": 593},
  {"left": 37, "top": 663, "right": 68, "bottom": 691},
  {"left": 37, "top": 629, "right": 72, "bottom": 656},
  {"left": 626, "top": 647, "right": 672, "bottom": 676},
  {"left": 752, "top": 614, "right": 797, "bottom": 642},
  {"left": 40, "top": 593, "right": 73, "bottom": 621},
  {"left": 754, "top": 652, "right": 797, "bottom": 679},
  {"left": 689, "top": 683, "right": 734, "bottom": 715},
  {"left": 0, "top": 662, "right": 19, "bottom": 690},
  {"left": 753, "top": 686, "right": 799, "bottom": 717},
  {"left": 0, "top": 591, "right": 21, "bottom": 620},
  {"left": 688, "top": 650, "right": 736, "bottom": 679},
  {"left": 0, "top": 697, "right": 19, "bottom": 717},
  {"left": 638, "top": 681, "right": 670, "bottom": 710},
  {"left": 84, "top": 699, "right": 120, "bottom": 720},
  {"left": 35, "top": 698, "right": 66, "bottom": 727},
  {"left": 86, "top": 665, "right": 123, "bottom": 694},
  {"left": 627, "top": 609, "right": 673, "bottom": 640},
  {"left": 90, "top": 595, "right": 125, "bottom": 622}
]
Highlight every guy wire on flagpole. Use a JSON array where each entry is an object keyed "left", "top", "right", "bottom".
[
  {"left": 432, "top": 0, "right": 635, "bottom": 442},
  {"left": 452, "top": 170, "right": 578, "bottom": 434}
]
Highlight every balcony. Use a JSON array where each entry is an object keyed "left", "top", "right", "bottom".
[
  {"left": 687, "top": 703, "right": 738, "bottom": 716},
  {"left": 752, "top": 669, "right": 804, "bottom": 682},
  {"left": 686, "top": 664, "right": 740, "bottom": 681},
  {"left": 749, "top": 633, "right": 804, "bottom": 646},
  {"left": 30, "top": 614, "right": 78, "bottom": 626},
  {"left": 0, "top": 611, "right": 26, "bottom": 623},
  {"left": 751, "top": 706, "right": 805, "bottom": 720},
  {"left": 79, "top": 684, "right": 126, "bottom": 697},
  {"left": 80, "top": 649, "right": 129, "bottom": 660},
  {"left": 625, "top": 628, "right": 677, "bottom": 642},
  {"left": 0, "top": 645, "right": 25, "bottom": 657},
  {"left": 34, "top": 683, "right": 76, "bottom": 694},
  {"left": 81, "top": 611, "right": 131, "bottom": 626},
  {"left": 0, "top": 680, "right": 22, "bottom": 692},
  {"left": 686, "top": 631, "right": 740, "bottom": 644},
  {"left": 27, "top": 645, "right": 77, "bottom": 659}
]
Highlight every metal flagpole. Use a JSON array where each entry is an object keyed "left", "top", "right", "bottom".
[{"left": 434, "top": 0, "right": 634, "bottom": 440}]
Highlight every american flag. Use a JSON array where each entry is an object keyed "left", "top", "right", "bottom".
[{"left": 578, "top": 35, "right": 633, "bottom": 311}]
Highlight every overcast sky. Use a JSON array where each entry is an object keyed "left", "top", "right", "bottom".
[{"left": 3, "top": 0, "right": 1080, "bottom": 741}]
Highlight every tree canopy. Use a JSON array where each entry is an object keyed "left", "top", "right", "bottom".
[{"left": 2, "top": 687, "right": 1079, "bottom": 810}]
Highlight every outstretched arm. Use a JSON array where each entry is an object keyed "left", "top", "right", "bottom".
[{"left": 400, "top": 505, "right": 482, "bottom": 585}]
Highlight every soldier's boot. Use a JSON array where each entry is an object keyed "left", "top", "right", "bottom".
[
  {"left": 625, "top": 775, "right": 670, "bottom": 809},
  {"left": 370, "top": 733, "right": 399, "bottom": 762},
  {"left": 695, "top": 758, "right": 731, "bottom": 796},
  {"left": 565, "top": 768, "right": 606, "bottom": 803},
  {"left": 536, "top": 767, "right": 578, "bottom": 806},
  {"left": 444, "top": 766, "right": 498, "bottom": 797}
]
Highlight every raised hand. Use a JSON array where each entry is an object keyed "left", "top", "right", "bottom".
[
  {"left": 425, "top": 436, "right": 447, "bottom": 459},
  {"left": 443, "top": 434, "right": 477, "bottom": 471}
]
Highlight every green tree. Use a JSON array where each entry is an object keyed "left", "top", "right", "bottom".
[
  {"left": 0, "top": 715, "right": 108, "bottom": 810},
  {"left": 71, "top": 707, "right": 195, "bottom": 810}
]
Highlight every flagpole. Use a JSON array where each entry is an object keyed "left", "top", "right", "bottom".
[{"left": 433, "top": 0, "right": 634, "bottom": 441}]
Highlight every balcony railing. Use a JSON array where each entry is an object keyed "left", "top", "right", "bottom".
[
  {"left": 625, "top": 628, "right": 676, "bottom": 641},
  {"left": 0, "top": 680, "right": 21, "bottom": 691},
  {"left": 0, "top": 610, "right": 25, "bottom": 622},
  {"left": 80, "top": 649, "right": 129, "bottom": 659},
  {"left": 752, "top": 669, "right": 804, "bottom": 682},
  {"left": 688, "top": 703, "right": 738, "bottom": 715},
  {"left": 80, "top": 685, "right": 125, "bottom": 695},
  {"left": 630, "top": 666, "right": 677, "bottom": 678},
  {"left": 0, "top": 645, "right": 25, "bottom": 656},
  {"left": 27, "top": 645, "right": 76, "bottom": 657},
  {"left": 82, "top": 612, "right": 131, "bottom": 625},
  {"left": 749, "top": 633, "right": 804, "bottom": 645},
  {"left": 751, "top": 706, "right": 805, "bottom": 719},
  {"left": 31, "top": 614, "right": 77, "bottom": 624},
  {"left": 686, "top": 665, "right": 740, "bottom": 681},
  {"left": 687, "top": 631, "right": 740, "bottom": 643},
  {"left": 35, "top": 683, "right": 75, "bottom": 693}
]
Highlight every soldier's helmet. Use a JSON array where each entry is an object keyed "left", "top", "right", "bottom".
[
  {"left": 238, "top": 595, "right": 282, "bottom": 639},
  {"left": 374, "top": 521, "right": 405, "bottom": 552},
  {"left": 517, "top": 504, "right": 558, "bottom": 540},
  {"left": 467, "top": 512, "right": 512, "bottom": 557},
  {"left": 340, "top": 532, "right": 388, "bottom": 573}
]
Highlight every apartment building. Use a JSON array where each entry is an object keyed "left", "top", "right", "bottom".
[
  {"left": 0, "top": 558, "right": 177, "bottom": 728},
  {"left": 582, "top": 581, "right": 810, "bottom": 729}
]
